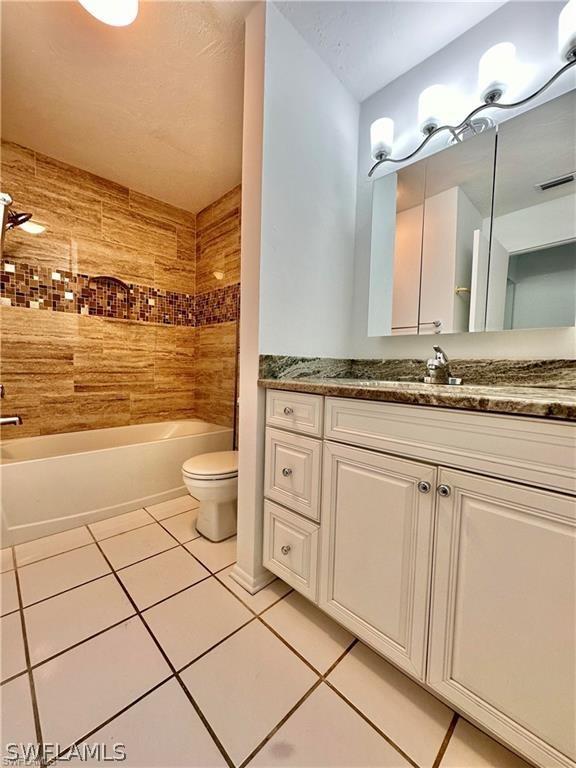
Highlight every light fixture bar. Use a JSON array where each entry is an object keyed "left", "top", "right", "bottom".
[{"left": 368, "top": 57, "right": 576, "bottom": 177}]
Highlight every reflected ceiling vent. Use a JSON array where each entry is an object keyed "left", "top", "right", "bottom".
[{"left": 535, "top": 172, "right": 575, "bottom": 191}]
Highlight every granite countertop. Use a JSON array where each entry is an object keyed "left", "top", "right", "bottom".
[{"left": 258, "top": 377, "right": 576, "bottom": 421}]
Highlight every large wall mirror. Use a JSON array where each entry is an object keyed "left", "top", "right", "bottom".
[{"left": 369, "top": 90, "right": 576, "bottom": 336}]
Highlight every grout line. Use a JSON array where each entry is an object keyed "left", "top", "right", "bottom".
[
  {"left": 81, "top": 527, "right": 236, "bottom": 768},
  {"left": 237, "top": 678, "right": 324, "bottom": 768},
  {"left": 176, "top": 615, "right": 257, "bottom": 676},
  {"left": 324, "top": 680, "right": 421, "bottom": 768},
  {"left": 257, "top": 587, "right": 295, "bottom": 616},
  {"left": 432, "top": 712, "right": 459, "bottom": 768},
  {"left": 256, "top": 615, "right": 324, "bottom": 677},
  {"left": 19, "top": 572, "right": 112, "bottom": 612},
  {"left": 15, "top": 539, "right": 95, "bottom": 571},
  {"left": 12, "top": 545, "right": 45, "bottom": 766}
]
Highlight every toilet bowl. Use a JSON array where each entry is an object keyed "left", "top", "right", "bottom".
[{"left": 182, "top": 451, "right": 238, "bottom": 542}]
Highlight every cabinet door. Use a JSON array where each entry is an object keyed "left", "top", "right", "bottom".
[
  {"left": 428, "top": 468, "right": 576, "bottom": 768},
  {"left": 319, "top": 442, "right": 436, "bottom": 679}
]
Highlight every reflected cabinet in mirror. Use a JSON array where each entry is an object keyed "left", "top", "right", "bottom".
[{"left": 369, "top": 90, "right": 576, "bottom": 336}]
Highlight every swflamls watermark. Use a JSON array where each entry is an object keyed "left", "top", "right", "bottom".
[{"left": 3, "top": 743, "right": 127, "bottom": 764}]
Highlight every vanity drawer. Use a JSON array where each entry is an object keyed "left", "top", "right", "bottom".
[
  {"left": 266, "top": 390, "right": 323, "bottom": 437},
  {"left": 265, "top": 428, "right": 321, "bottom": 521},
  {"left": 263, "top": 500, "right": 319, "bottom": 600}
]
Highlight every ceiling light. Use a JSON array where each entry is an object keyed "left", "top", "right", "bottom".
[
  {"left": 19, "top": 220, "right": 46, "bottom": 235},
  {"left": 418, "top": 85, "right": 455, "bottom": 135},
  {"left": 213, "top": 271, "right": 225, "bottom": 281},
  {"left": 559, "top": 0, "right": 576, "bottom": 61},
  {"left": 78, "top": 0, "right": 139, "bottom": 27},
  {"left": 370, "top": 118, "right": 394, "bottom": 161},
  {"left": 478, "top": 42, "right": 517, "bottom": 103}
]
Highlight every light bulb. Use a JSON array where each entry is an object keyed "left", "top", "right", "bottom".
[
  {"left": 19, "top": 220, "right": 46, "bottom": 235},
  {"left": 478, "top": 42, "right": 516, "bottom": 103},
  {"left": 418, "top": 85, "right": 455, "bottom": 135},
  {"left": 370, "top": 118, "right": 394, "bottom": 161},
  {"left": 559, "top": 0, "right": 576, "bottom": 61},
  {"left": 78, "top": 0, "right": 138, "bottom": 27}
]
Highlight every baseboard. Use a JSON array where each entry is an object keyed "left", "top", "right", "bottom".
[{"left": 229, "top": 564, "right": 276, "bottom": 594}]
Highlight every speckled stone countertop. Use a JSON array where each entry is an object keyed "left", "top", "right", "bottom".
[{"left": 258, "top": 357, "right": 576, "bottom": 420}]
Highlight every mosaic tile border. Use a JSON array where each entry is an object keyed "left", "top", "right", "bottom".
[{"left": 0, "top": 260, "right": 239, "bottom": 328}]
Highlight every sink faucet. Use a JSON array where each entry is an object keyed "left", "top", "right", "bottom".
[
  {"left": 424, "top": 346, "right": 462, "bottom": 385},
  {"left": 0, "top": 384, "right": 23, "bottom": 427}
]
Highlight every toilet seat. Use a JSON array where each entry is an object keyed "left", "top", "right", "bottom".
[{"left": 182, "top": 451, "right": 238, "bottom": 481}]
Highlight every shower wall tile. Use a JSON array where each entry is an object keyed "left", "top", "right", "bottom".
[{"left": 1, "top": 141, "right": 241, "bottom": 438}]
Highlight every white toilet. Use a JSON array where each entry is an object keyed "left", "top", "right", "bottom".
[{"left": 182, "top": 451, "right": 238, "bottom": 542}]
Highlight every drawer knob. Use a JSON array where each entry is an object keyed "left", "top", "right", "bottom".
[
  {"left": 282, "top": 467, "right": 293, "bottom": 477},
  {"left": 417, "top": 481, "right": 431, "bottom": 494},
  {"left": 283, "top": 406, "right": 294, "bottom": 416},
  {"left": 281, "top": 545, "right": 291, "bottom": 555},
  {"left": 437, "top": 484, "right": 452, "bottom": 497}
]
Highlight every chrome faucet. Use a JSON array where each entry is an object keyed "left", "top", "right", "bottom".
[
  {"left": 0, "top": 384, "right": 23, "bottom": 427},
  {"left": 424, "top": 346, "right": 462, "bottom": 385}
]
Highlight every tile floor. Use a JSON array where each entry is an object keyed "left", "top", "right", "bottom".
[{"left": 0, "top": 493, "right": 534, "bottom": 768}]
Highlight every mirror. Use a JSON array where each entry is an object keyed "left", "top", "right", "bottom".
[
  {"left": 486, "top": 91, "right": 576, "bottom": 331},
  {"left": 369, "top": 90, "right": 576, "bottom": 337}
]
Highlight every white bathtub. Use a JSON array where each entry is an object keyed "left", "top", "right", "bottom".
[{"left": 0, "top": 420, "right": 233, "bottom": 546}]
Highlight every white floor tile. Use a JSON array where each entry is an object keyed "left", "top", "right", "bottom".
[
  {"left": 0, "top": 674, "right": 37, "bottom": 751},
  {"left": 216, "top": 566, "right": 292, "bottom": 614},
  {"left": 143, "top": 578, "right": 252, "bottom": 669},
  {"left": 146, "top": 494, "right": 199, "bottom": 521},
  {"left": 99, "top": 524, "right": 176, "bottom": 570},
  {"left": 18, "top": 545, "right": 110, "bottom": 607},
  {"left": 263, "top": 591, "right": 354, "bottom": 672},
  {"left": 25, "top": 575, "right": 134, "bottom": 666},
  {"left": 15, "top": 527, "right": 92, "bottom": 567},
  {"left": 441, "top": 720, "right": 533, "bottom": 768},
  {"left": 329, "top": 642, "right": 453, "bottom": 767},
  {"left": 89, "top": 509, "right": 154, "bottom": 542},
  {"left": 34, "top": 617, "right": 171, "bottom": 749},
  {"left": 1, "top": 612, "right": 26, "bottom": 681},
  {"left": 1, "top": 570, "right": 20, "bottom": 615},
  {"left": 77, "top": 679, "right": 226, "bottom": 766},
  {"left": 117, "top": 547, "right": 209, "bottom": 610},
  {"left": 185, "top": 536, "right": 236, "bottom": 573},
  {"left": 249, "top": 682, "right": 412, "bottom": 768},
  {"left": 181, "top": 620, "right": 318, "bottom": 765},
  {"left": 160, "top": 510, "right": 200, "bottom": 544},
  {"left": 1, "top": 547, "right": 14, "bottom": 573}
]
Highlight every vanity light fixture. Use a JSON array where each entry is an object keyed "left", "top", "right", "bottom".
[
  {"left": 368, "top": 0, "right": 576, "bottom": 177},
  {"left": 418, "top": 84, "right": 455, "bottom": 135},
  {"left": 18, "top": 220, "right": 46, "bottom": 235},
  {"left": 78, "top": 0, "right": 139, "bottom": 27},
  {"left": 478, "top": 42, "right": 517, "bottom": 103},
  {"left": 370, "top": 118, "right": 394, "bottom": 161}
]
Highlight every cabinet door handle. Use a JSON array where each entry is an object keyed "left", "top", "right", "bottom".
[
  {"left": 437, "top": 484, "right": 452, "bottom": 497},
  {"left": 417, "top": 481, "right": 431, "bottom": 493},
  {"left": 281, "top": 545, "right": 291, "bottom": 555},
  {"left": 283, "top": 407, "right": 294, "bottom": 416},
  {"left": 282, "top": 467, "right": 293, "bottom": 477}
]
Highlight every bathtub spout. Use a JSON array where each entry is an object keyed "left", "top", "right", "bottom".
[{"left": 0, "top": 415, "right": 23, "bottom": 427}]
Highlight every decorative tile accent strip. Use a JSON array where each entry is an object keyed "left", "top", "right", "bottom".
[
  {"left": 259, "top": 355, "right": 576, "bottom": 389},
  {"left": 0, "top": 260, "right": 239, "bottom": 328}
]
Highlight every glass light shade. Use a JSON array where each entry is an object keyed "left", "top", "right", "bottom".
[
  {"left": 418, "top": 84, "right": 454, "bottom": 134},
  {"left": 559, "top": 0, "right": 576, "bottom": 61},
  {"left": 78, "top": 0, "right": 138, "bottom": 26},
  {"left": 19, "top": 220, "right": 46, "bottom": 235},
  {"left": 478, "top": 42, "right": 516, "bottom": 102},
  {"left": 370, "top": 118, "right": 394, "bottom": 160}
]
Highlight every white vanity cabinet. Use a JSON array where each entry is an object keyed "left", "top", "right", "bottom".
[
  {"left": 428, "top": 468, "right": 576, "bottom": 768},
  {"left": 319, "top": 442, "right": 436, "bottom": 678},
  {"left": 262, "top": 388, "right": 575, "bottom": 768}
]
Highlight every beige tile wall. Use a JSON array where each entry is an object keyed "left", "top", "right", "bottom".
[{"left": 0, "top": 141, "right": 241, "bottom": 439}]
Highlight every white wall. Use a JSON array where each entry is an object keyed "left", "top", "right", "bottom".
[
  {"left": 352, "top": 1, "right": 576, "bottom": 359},
  {"left": 259, "top": 3, "right": 359, "bottom": 358}
]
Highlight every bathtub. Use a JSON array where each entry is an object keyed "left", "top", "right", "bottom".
[{"left": 0, "top": 419, "right": 233, "bottom": 546}]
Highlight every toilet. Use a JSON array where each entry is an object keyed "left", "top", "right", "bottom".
[{"left": 182, "top": 451, "right": 238, "bottom": 542}]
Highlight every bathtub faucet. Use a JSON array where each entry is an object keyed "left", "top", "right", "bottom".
[{"left": 0, "top": 384, "right": 23, "bottom": 426}]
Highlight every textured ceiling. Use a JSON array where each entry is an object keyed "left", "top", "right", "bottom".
[
  {"left": 1, "top": 0, "right": 254, "bottom": 213},
  {"left": 277, "top": 1, "right": 505, "bottom": 102}
]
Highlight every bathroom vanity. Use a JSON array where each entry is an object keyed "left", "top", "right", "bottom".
[{"left": 260, "top": 382, "right": 575, "bottom": 768}]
